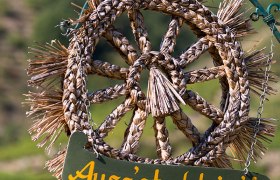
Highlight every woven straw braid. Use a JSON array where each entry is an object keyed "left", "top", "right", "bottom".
[
  {"left": 128, "top": 9, "right": 152, "bottom": 53},
  {"left": 88, "top": 83, "right": 128, "bottom": 103},
  {"left": 160, "top": 17, "right": 183, "bottom": 54},
  {"left": 104, "top": 26, "right": 138, "bottom": 65},
  {"left": 63, "top": 33, "right": 95, "bottom": 136},
  {"left": 121, "top": 106, "right": 148, "bottom": 154},
  {"left": 97, "top": 97, "right": 134, "bottom": 138},
  {"left": 171, "top": 110, "right": 201, "bottom": 146},
  {"left": 185, "top": 90, "right": 224, "bottom": 124},
  {"left": 87, "top": 60, "right": 128, "bottom": 79},
  {"left": 179, "top": 37, "right": 212, "bottom": 68},
  {"left": 185, "top": 66, "right": 225, "bottom": 84},
  {"left": 153, "top": 116, "right": 172, "bottom": 160}
]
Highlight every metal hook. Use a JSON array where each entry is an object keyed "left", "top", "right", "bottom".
[
  {"left": 55, "top": 1, "right": 89, "bottom": 36},
  {"left": 74, "top": 1, "right": 89, "bottom": 29},
  {"left": 249, "top": 0, "right": 280, "bottom": 43},
  {"left": 55, "top": 20, "right": 73, "bottom": 37},
  {"left": 267, "top": 3, "right": 280, "bottom": 26}
]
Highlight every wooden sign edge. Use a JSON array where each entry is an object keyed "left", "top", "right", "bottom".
[{"left": 62, "top": 132, "right": 270, "bottom": 180}]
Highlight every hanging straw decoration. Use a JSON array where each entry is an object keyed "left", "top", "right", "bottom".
[{"left": 24, "top": 0, "right": 278, "bottom": 178}]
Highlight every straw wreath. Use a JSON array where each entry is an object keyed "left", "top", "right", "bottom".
[{"left": 25, "top": 0, "right": 277, "bottom": 178}]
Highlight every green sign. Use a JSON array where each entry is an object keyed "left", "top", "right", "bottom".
[{"left": 62, "top": 132, "right": 269, "bottom": 180}]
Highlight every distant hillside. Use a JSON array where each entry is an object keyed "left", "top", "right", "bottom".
[{"left": 0, "top": 0, "right": 33, "bottom": 145}]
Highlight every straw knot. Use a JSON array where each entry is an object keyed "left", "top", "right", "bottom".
[{"left": 146, "top": 53, "right": 186, "bottom": 117}]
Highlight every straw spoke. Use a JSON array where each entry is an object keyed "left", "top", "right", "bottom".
[
  {"left": 171, "top": 109, "right": 201, "bottom": 146},
  {"left": 185, "top": 66, "right": 225, "bottom": 84},
  {"left": 184, "top": 90, "right": 224, "bottom": 124},
  {"left": 153, "top": 116, "right": 172, "bottom": 160},
  {"left": 87, "top": 60, "right": 128, "bottom": 80},
  {"left": 104, "top": 26, "right": 138, "bottom": 65},
  {"left": 97, "top": 98, "right": 134, "bottom": 138},
  {"left": 121, "top": 107, "right": 148, "bottom": 154},
  {"left": 179, "top": 37, "right": 212, "bottom": 68},
  {"left": 88, "top": 84, "right": 128, "bottom": 104},
  {"left": 160, "top": 17, "right": 183, "bottom": 54},
  {"left": 128, "top": 10, "right": 152, "bottom": 53}
]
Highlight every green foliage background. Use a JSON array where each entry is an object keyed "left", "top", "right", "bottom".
[{"left": 0, "top": 0, "right": 279, "bottom": 179}]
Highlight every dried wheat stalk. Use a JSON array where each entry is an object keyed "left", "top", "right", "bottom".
[{"left": 27, "top": 40, "right": 68, "bottom": 87}]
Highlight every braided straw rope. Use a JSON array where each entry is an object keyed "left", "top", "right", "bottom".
[{"left": 25, "top": 0, "right": 277, "bottom": 178}]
